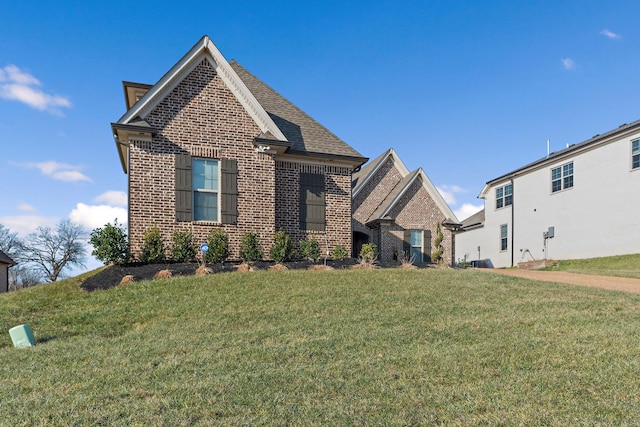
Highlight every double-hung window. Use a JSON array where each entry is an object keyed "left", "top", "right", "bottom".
[
  {"left": 193, "top": 159, "right": 219, "bottom": 222},
  {"left": 410, "top": 230, "right": 423, "bottom": 263},
  {"left": 633, "top": 140, "right": 640, "bottom": 170},
  {"left": 551, "top": 161, "right": 573, "bottom": 193},
  {"left": 175, "top": 154, "right": 238, "bottom": 224},
  {"left": 500, "top": 224, "right": 508, "bottom": 251},
  {"left": 495, "top": 183, "right": 513, "bottom": 209}
]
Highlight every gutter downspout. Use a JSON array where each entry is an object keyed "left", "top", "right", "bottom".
[{"left": 510, "top": 178, "right": 515, "bottom": 268}]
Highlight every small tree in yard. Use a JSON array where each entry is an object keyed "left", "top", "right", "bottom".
[
  {"left": 90, "top": 219, "right": 129, "bottom": 265},
  {"left": 431, "top": 223, "right": 445, "bottom": 264},
  {"left": 239, "top": 231, "right": 263, "bottom": 264},
  {"left": 299, "top": 236, "right": 321, "bottom": 263},
  {"left": 204, "top": 228, "right": 230, "bottom": 264},
  {"left": 359, "top": 243, "right": 378, "bottom": 264},
  {"left": 140, "top": 226, "right": 165, "bottom": 263},
  {"left": 270, "top": 230, "right": 293, "bottom": 263},
  {"left": 172, "top": 230, "right": 196, "bottom": 263}
]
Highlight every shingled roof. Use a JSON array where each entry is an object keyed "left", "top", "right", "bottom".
[
  {"left": 352, "top": 148, "right": 409, "bottom": 196},
  {"left": 0, "top": 250, "right": 15, "bottom": 266},
  {"left": 230, "top": 61, "right": 366, "bottom": 161},
  {"left": 112, "top": 36, "right": 367, "bottom": 172}
]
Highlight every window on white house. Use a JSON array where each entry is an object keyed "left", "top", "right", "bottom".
[
  {"left": 633, "top": 140, "right": 640, "bottom": 170},
  {"left": 193, "top": 159, "right": 219, "bottom": 221},
  {"left": 500, "top": 224, "right": 508, "bottom": 251},
  {"left": 551, "top": 161, "right": 573, "bottom": 193},
  {"left": 495, "top": 183, "right": 513, "bottom": 209}
]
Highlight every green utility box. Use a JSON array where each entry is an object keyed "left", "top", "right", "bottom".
[{"left": 9, "top": 324, "right": 35, "bottom": 348}]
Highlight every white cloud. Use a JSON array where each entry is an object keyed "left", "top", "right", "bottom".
[
  {"left": 69, "top": 203, "right": 127, "bottom": 231},
  {"left": 17, "top": 203, "right": 36, "bottom": 212},
  {"left": 454, "top": 203, "right": 483, "bottom": 222},
  {"left": 600, "top": 29, "right": 620, "bottom": 39},
  {"left": 0, "top": 215, "right": 58, "bottom": 237},
  {"left": 562, "top": 58, "right": 576, "bottom": 70},
  {"left": 95, "top": 191, "right": 127, "bottom": 207},
  {"left": 23, "top": 161, "right": 92, "bottom": 183},
  {"left": 437, "top": 184, "right": 467, "bottom": 205},
  {"left": 0, "top": 64, "right": 71, "bottom": 115}
]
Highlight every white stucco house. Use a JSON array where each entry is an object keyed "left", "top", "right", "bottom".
[{"left": 455, "top": 119, "right": 640, "bottom": 268}]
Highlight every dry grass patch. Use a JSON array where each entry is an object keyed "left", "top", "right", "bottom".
[
  {"left": 269, "top": 263, "right": 289, "bottom": 271},
  {"left": 153, "top": 269, "right": 172, "bottom": 280},
  {"left": 195, "top": 265, "right": 213, "bottom": 275},
  {"left": 351, "top": 261, "right": 379, "bottom": 270},
  {"left": 236, "top": 263, "right": 258, "bottom": 272},
  {"left": 307, "top": 264, "right": 334, "bottom": 271},
  {"left": 119, "top": 274, "right": 135, "bottom": 286}
]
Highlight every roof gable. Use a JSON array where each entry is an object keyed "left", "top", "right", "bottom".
[
  {"left": 352, "top": 148, "right": 410, "bottom": 197},
  {"left": 112, "top": 35, "right": 367, "bottom": 172},
  {"left": 367, "top": 167, "right": 458, "bottom": 225},
  {"left": 115, "top": 36, "right": 286, "bottom": 142}
]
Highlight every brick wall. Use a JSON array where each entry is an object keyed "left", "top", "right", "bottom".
[
  {"left": 352, "top": 157, "right": 403, "bottom": 236},
  {"left": 127, "top": 58, "right": 355, "bottom": 261},
  {"left": 352, "top": 156, "right": 455, "bottom": 265},
  {"left": 275, "top": 161, "right": 353, "bottom": 257},
  {"left": 385, "top": 178, "right": 454, "bottom": 265},
  {"left": 129, "top": 59, "right": 276, "bottom": 259}
]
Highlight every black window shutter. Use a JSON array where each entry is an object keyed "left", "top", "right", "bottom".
[
  {"left": 424, "top": 230, "right": 432, "bottom": 262},
  {"left": 221, "top": 158, "right": 238, "bottom": 225},
  {"left": 175, "top": 154, "right": 192, "bottom": 222},
  {"left": 403, "top": 229, "right": 411, "bottom": 257},
  {"left": 300, "top": 173, "right": 325, "bottom": 231}
]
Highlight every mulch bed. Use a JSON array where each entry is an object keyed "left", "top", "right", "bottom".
[{"left": 81, "top": 259, "right": 360, "bottom": 292}]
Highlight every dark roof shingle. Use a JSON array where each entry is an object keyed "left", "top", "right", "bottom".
[{"left": 230, "top": 61, "right": 366, "bottom": 160}]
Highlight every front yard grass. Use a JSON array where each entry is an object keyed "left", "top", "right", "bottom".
[
  {"left": 544, "top": 253, "right": 640, "bottom": 279},
  {"left": 2, "top": 268, "right": 640, "bottom": 425}
]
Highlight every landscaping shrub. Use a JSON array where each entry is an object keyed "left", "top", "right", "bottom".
[
  {"left": 270, "top": 229, "right": 294, "bottom": 263},
  {"left": 140, "top": 226, "right": 165, "bottom": 263},
  {"left": 299, "top": 236, "right": 321, "bottom": 263},
  {"left": 332, "top": 244, "right": 348, "bottom": 261},
  {"left": 204, "top": 228, "right": 230, "bottom": 264},
  {"left": 431, "top": 223, "right": 445, "bottom": 264},
  {"left": 239, "top": 231, "right": 263, "bottom": 264},
  {"left": 89, "top": 219, "right": 129, "bottom": 265},
  {"left": 359, "top": 243, "right": 378, "bottom": 264},
  {"left": 171, "top": 230, "right": 197, "bottom": 262}
]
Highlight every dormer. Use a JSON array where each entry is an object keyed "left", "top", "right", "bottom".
[{"left": 122, "top": 81, "right": 153, "bottom": 109}]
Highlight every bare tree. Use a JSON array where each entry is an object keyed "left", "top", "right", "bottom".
[
  {"left": 22, "top": 219, "right": 87, "bottom": 282},
  {"left": 0, "top": 224, "right": 23, "bottom": 259},
  {"left": 8, "top": 266, "right": 41, "bottom": 290},
  {"left": 0, "top": 224, "right": 34, "bottom": 289}
]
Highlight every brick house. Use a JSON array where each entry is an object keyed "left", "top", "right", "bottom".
[
  {"left": 0, "top": 250, "right": 15, "bottom": 293},
  {"left": 111, "top": 36, "right": 367, "bottom": 260},
  {"left": 352, "top": 148, "right": 459, "bottom": 265}
]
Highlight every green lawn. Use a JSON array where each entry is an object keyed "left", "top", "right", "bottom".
[
  {"left": 544, "top": 253, "right": 640, "bottom": 279},
  {"left": 2, "top": 268, "right": 640, "bottom": 425}
]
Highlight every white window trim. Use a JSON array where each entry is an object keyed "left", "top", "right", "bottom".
[
  {"left": 632, "top": 139, "right": 640, "bottom": 171},
  {"left": 551, "top": 161, "right": 574, "bottom": 194},
  {"left": 500, "top": 224, "right": 508, "bottom": 252},
  {"left": 495, "top": 183, "right": 513, "bottom": 210},
  {"left": 193, "top": 158, "right": 221, "bottom": 222}
]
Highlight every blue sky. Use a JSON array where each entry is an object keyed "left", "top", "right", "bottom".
[{"left": 2, "top": 1, "right": 639, "bottom": 272}]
